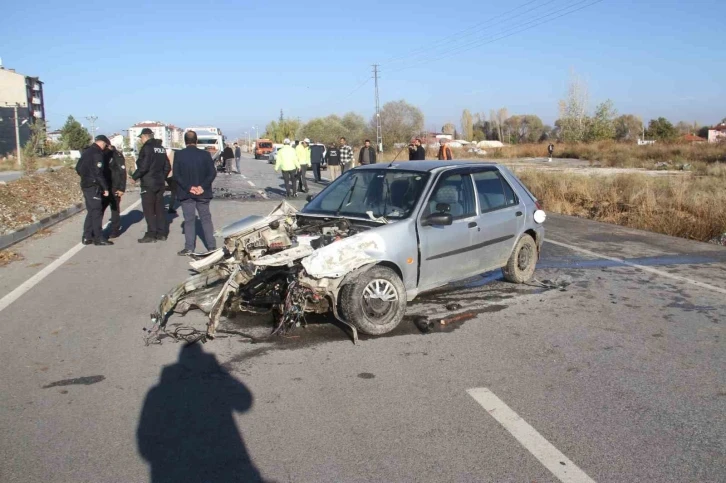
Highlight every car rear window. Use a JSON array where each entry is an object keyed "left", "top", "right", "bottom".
[
  {"left": 473, "top": 170, "right": 518, "bottom": 213},
  {"left": 259, "top": 143, "right": 272, "bottom": 148}
]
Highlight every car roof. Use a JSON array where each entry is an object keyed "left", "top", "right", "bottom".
[{"left": 355, "top": 160, "right": 499, "bottom": 172}]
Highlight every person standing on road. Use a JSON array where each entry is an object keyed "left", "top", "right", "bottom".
[
  {"left": 309, "top": 141, "right": 325, "bottom": 182},
  {"left": 437, "top": 142, "right": 453, "bottom": 160},
  {"left": 165, "top": 148, "right": 177, "bottom": 215},
  {"left": 547, "top": 143, "right": 554, "bottom": 162},
  {"left": 358, "top": 139, "right": 376, "bottom": 166},
  {"left": 234, "top": 142, "right": 242, "bottom": 174},
  {"left": 326, "top": 142, "right": 341, "bottom": 180},
  {"left": 222, "top": 145, "right": 235, "bottom": 175},
  {"left": 295, "top": 138, "right": 311, "bottom": 193},
  {"left": 339, "top": 137, "right": 354, "bottom": 173},
  {"left": 409, "top": 138, "right": 426, "bottom": 160},
  {"left": 173, "top": 130, "right": 218, "bottom": 256},
  {"left": 132, "top": 128, "right": 171, "bottom": 243},
  {"left": 102, "top": 145, "right": 127, "bottom": 238},
  {"left": 274, "top": 138, "right": 300, "bottom": 198},
  {"left": 76, "top": 135, "right": 113, "bottom": 246}
]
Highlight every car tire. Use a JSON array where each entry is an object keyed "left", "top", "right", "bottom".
[
  {"left": 502, "top": 234, "right": 538, "bottom": 284},
  {"left": 341, "top": 266, "right": 407, "bottom": 335}
]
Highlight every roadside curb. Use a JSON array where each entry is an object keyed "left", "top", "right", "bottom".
[{"left": 0, "top": 203, "right": 85, "bottom": 251}]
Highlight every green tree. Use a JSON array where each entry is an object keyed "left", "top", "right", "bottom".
[
  {"left": 441, "top": 123, "right": 456, "bottom": 135},
  {"left": 506, "top": 114, "right": 545, "bottom": 143},
  {"left": 461, "top": 109, "right": 474, "bottom": 141},
  {"left": 697, "top": 125, "right": 710, "bottom": 139},
  {"left": 614, "top": 114, "right": 642, "bottom": 141},
  {"left": 586, "top": 100, "right": 617, "bottom": 141},
  {"left": 22, "top": 119, "right": 48, "bottom": 173},
  {"left": 371, "top": 100, "right": 424, "bottom": 146},
  {"left": 264, "top": 118, "right": 302, "bottom": 142},
  {"left": 60, "top": 115, "right": 91, "bottom": 150},
  {"left": 646, "top": 117, "right": 678, "bottom": 141}
]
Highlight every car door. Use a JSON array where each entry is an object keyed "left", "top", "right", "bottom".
[
  {"left": 417, "top": 171, "right": 480, "bottom": 291},
  {"left": 471, "top": 168, "right": 524, "bottom": 271}
]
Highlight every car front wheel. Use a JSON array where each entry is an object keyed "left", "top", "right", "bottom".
[
  {"left": 341, "top": 266, "right": 407, "bottom": 335},
  {"left": 502, "top": 234, "right": 538, "bottom": 283}
]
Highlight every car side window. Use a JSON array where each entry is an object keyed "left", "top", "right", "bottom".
[
  {"left": 423, "top": 173, "right": 476, "bottom": 219},
  {"left": 473, "top": 170, "right": 519, "bottom": 213}
]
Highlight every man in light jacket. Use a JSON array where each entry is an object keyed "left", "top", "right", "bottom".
[
  {"left": 274, "top": 138, "right": 300, "bottom": 198},
  {"left": 295, "top": 138, "right": 311, "bottom": 193}
]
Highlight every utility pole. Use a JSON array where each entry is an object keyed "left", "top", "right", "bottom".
[
  {"left": 373, "top": 64, "right": 383, "bottom": 153},
  {"left": 12, "top": 104, "right": 22, "bottom": 168},
  {"left": 85, "top": 115, "right": 98, "bottom": 142}
]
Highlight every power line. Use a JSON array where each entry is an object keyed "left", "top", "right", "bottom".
[
  {"left": 387, "top": 0, "right": 604, "bottom": 75},
  {"left": 382, "top": 0, "right": 559, "bottom": 67}
]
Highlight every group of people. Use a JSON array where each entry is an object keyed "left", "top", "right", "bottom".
[
  {"left": 272, "top": 137, "right": 380, "bottom": 197},
  {"left": 76, "top": 128, "right": 217, "bottom": 256},
  {"left": 220, "top": 143, "right": 243, "bottom": 174}
]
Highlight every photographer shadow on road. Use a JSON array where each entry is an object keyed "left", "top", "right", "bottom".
[{"left": 136, "top": 344, "right": 265, "bottom": 483}]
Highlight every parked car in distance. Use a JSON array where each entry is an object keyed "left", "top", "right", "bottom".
[{"left": 50, "top": 150, "right": 81, "bottom": 161}]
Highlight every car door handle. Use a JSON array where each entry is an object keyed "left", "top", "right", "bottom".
[
  {"left": 516, "top": 211, "right": 523, "bottom": 217},
  {"left": 468, "top": 222, "right": 478, "bottom": 228}
]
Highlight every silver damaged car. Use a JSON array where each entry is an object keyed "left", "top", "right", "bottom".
[{"left": 150, "top": 161, "right": 546, "bottom": 343}]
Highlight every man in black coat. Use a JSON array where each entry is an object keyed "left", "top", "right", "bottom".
[
  {"left": 102, "top": 145, "right": 127, "bottom": 238},
  {"left": 173, "top": 130, "right": 217, "bottom": 256},
  {"left": 408, "top": 138, "right": 426, "bottom": 161},
  {"left": 132, "top": 128, "right": 171, "bottom": 243},
  {"left": 76, "top": 135, "right": 113, "bottom": 245},
  {"left": 358, "top": 139, "right": 377, "bottom": 165},
  {"left": 309, "top": 142, "right": 325, "bottom": 182}
]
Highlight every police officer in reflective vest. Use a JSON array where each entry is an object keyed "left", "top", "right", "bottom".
[
  {"left": 76, "top": 135, "right": 113, "bottom": 245},
  {"left": 132, "top": 128, "right": 171, "bottom": 243}
]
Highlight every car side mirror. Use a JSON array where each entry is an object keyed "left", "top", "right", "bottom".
[
  {"left": 306, "top": 193, "right": 315, "bottom": 202},
  {"left": 423, "top": 212, "right": 453, "bottom": 227},
  {"left": 436, "top": 202, "right": 451, "bottom": 213}
]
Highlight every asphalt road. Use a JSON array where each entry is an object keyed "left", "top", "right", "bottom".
[
  {"left": 0, "top": 165, "right": 65, "bottom": 183},
  {"left": 0, "top": 154, "right": 724, "bottom": 483}
]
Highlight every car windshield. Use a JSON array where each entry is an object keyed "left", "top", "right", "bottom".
[{"left": 302, "top": 169, "right": 430, "bottom": 220}]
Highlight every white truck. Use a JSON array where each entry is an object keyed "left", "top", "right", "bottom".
[{"left": 185, "top": 126, "right": 225, "bottom": 162}]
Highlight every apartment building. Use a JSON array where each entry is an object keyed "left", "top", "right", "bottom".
[{"left": 0, "top": 62, "right": 46, "bottom": 156}]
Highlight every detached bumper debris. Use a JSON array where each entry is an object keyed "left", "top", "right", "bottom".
[{"left": 144, "top": 201, "right": 382, "bottom": 345}]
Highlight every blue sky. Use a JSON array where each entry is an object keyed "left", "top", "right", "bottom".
[{"left": 3, "top": 0, "right": 724, "bottom": 139}]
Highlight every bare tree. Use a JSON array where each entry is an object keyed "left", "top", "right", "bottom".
[
  {"left": 370, "top": 100, "right": 424, "bottom": 145},
  {"left": 558, "top": 70, "right": 589, "bottom": 142},
  {"left": 461, "top": 109, "right": 474, "bottom": 141}
]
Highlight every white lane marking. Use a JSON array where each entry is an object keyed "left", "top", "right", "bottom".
[
  {"left": 546, "top": 238, "right": 726, "bottom": 295},
  {"left": 241, "top": 175, "right": 247, "bottom": 179},
  {"left": 247, "top": 181, "right": 255, "bottom": 187},
  {"left": 467, "top": 388, "right": 596, "bottom": 483},
  {"left": 0, "top": 198, "right": 142, "bottom": 314}
]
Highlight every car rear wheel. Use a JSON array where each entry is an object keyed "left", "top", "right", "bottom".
[
  {"left": 341, "top": 266, "right": 407, "bottom": 335},
  {"left": 503, "top": 235, "right": 537, "bottom": 283}
]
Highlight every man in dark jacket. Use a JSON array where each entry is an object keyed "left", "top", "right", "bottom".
[
  {"left": 76, "top": 135, "right": 112, "bottom": 245},
  {"left": 102, "top": 145, "right": 127, "bottom": 238},
  {"left": 309, "top": 142, "right": 325, "bottom": 182},
  {"left": 325, "top": 143, "right": 341, "bottom": 180},
  {"left": 358, "top": 139, "right": 377, "bottom": 165},
  {"left": 173, "top": 130, "right": 217, "bottom": 256},
  {"left": 234, "top": 143, "right": 242, "bottom": 174},
  {"left": 222, "top": 145, "right": 235, "bottom": 175},
  {"left": 408, "top": 138, "right": 426, "bottom": 160},
  {"left": 132, "top": 128, "right": 171, "bottom": 243}
]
